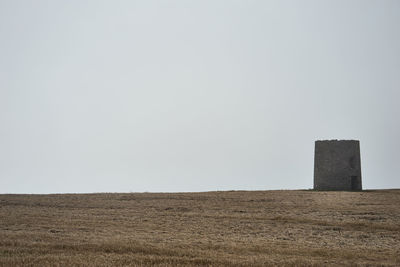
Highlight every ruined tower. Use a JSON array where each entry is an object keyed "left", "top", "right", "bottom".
[{"left": 314, "top": 140, "right": 362, "bottom": 191}]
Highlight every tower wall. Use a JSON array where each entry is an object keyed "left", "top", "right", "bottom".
[{"left": 314, "top": 140, "right": 362, "bottom": 191}]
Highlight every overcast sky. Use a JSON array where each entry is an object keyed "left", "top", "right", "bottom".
[{"left": 1, "top": 0, "right": 399, "bottom": 194}]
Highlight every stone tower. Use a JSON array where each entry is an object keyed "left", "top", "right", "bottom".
[{"left": 314, "top": 140, "right": 362, "bottom": 191}]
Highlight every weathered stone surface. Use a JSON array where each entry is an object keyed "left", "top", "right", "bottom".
[{"left": 314, "top": 140, "right": 362, "bottom": 191}]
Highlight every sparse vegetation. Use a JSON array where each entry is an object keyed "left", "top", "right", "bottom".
[{"left": 1, "top": 190, "right": 399, "bottom": 266}]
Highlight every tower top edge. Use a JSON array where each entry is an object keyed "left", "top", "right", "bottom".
[{"left": 315, "top": 139, "right": 360, "bottom": 142}]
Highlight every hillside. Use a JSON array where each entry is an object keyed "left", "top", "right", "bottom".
[{"left": 1, "top": 190, "right": 399, "bottom": 266}]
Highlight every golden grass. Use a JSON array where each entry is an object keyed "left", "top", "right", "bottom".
[{"left": 1, "top": 190, "right": 400, "bottom": 266}]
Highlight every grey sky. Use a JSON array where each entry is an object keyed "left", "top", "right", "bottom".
[{"left": 1, "top": 0, "right": 399, "bottom": 193}]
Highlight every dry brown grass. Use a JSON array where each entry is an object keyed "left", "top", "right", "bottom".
[{"left": 1, "top": 189, "right": 400, "bottom": 266}]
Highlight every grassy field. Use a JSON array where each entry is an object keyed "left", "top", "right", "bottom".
[{"left": 1, "top": 190, "right": 399, "bottom": 266}]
